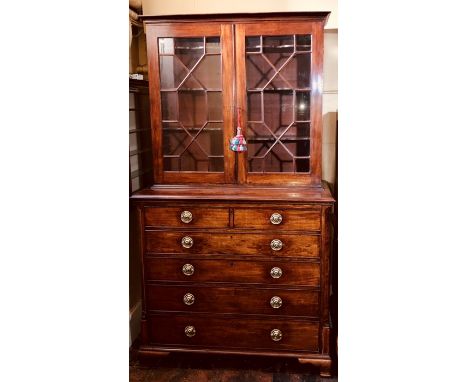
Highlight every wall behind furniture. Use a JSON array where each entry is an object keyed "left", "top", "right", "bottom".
[{"left": 142, "top": 0, "right": 338, "bottom": 29}]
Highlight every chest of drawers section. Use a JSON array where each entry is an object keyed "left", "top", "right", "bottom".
[{"left": 132, "top": 194, "right": 333, "bottom": 376}]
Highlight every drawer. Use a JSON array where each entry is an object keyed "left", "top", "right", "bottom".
[
  {"left": 144, "top": 206, "right": 229, "bottom": 228},
  {"left": 145, "top": 257, "right": 320, "bottom": 286},
  {"left": 234, "top": 207, "right": 321, "bottom": 231},
  {"left": 148, "top": 313, "right": 319, "bottom": 352},
  {"left": 146, "top": 284, "right": 319, "bottom": 317},
  {"left": 145, "top": 231, "right": 320, "bottom": 258}
]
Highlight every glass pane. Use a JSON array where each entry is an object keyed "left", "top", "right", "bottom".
[
  {"left": 175, "top": 38, "right": 204, "bottom": 70},
  {"left": 247, "top": 92, "right": 262, "bottom": 122},
  {"left": 207, "top": 92, "right": 223, "bottom": 121},
  {"left": 159, "top": 38, "right": 174, "bottom": 54},
  {"left": 296, "top": 92, "right": 310, "bottom": 121},
  {"left": 164, "top": 157, "right": 180, "bottom": 171},
  {"left": 158, "top": 36, "right": 224, "bottom": 173},
  {"left": 206, "top": 37, "right": 220, "bottom": 54},
  {"left": 264, "top": 91, "right": 293, "bottom": 134},
  {"left": 246, "top": 54, "right": 275, "bottom": 90},
  {"left": 159, "top": 56, "right": 188, "bottom": 89},
  {"left": 266, "top": 54, "right": 311, "bottom": 89},
  {"left": 192, "top": 55, "right": 221, "bottom": 89},
  {"left": 245, "top": 34, "right": 312, "bottom": 174},
  {"left": 162, "top": 122, "right": 191, "bottom": 155},
  {"left": 178, "top": 91, "right": 207, "bottom": 128},
  {"left": 295, "top": 158, "right": 310, "bottom": 172},
  {"left": 181, "top": 143, "right": 209, "bottom": 171},
  {"left": 263, "top": 35, "right": 294, "bottom": 54},
  {"left": 247, "top": 122, "right": 272, "bottom": 139},
  {"left": 282, "top": 138, "right": 310, "bottom": 158},
  {"left": 161, "top": 92, "right": 178, "bottom": 120},
  {"left": 296, "top": 35, "right": 311, "bottom": 51},
  {"left": 195, "top": 123, "right": 224, "bottom": 157},
  {"left": 209, "top": 157, "right": 224, "bottom": 172}
]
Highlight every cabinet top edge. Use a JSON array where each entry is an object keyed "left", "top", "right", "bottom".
[
  {"left": 130, "top": 183, "right": 335, "bottom": 203},
  {"left": 140, "top": 12, "right": 330, "bottom": 24}
]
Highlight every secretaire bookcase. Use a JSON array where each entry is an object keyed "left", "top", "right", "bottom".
[{"left": 130, "top": 12, "right": 335, "bottom": 377}]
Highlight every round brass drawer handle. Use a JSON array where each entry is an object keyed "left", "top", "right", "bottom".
[
  {"left": 270, "top": 267, "right": 282, "bottom": 279},
  {"left": 270, "top": 329, "right": 282, "bottom": 341},
  {"left": 270, "top": 212, "right": 283, "bottom": 225},
  {"left": 181, "top": 236, "right": 193, "bottom": 249},
  {"left": 270, "top": 239, "right": 283, "bottom": 251},
  {"left": 183, "top": 293, "right": 195, "bottom": 305},
  {"left": 182, "top": 264, "right": 195, "bottom": 276},
  {"left": 270, "top": 296, "right": 282, "bottom": 309},
  {"left": 181, "top": 210, "right": 193, "bottom": 224},
  {"left": 185, "top": 325, "right": 196, "bottom": 337}
]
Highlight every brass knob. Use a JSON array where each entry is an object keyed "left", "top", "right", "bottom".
[
  {"left": 270, "top": 239, "right": 283, "bottom": 251},
  {"left": 185, "top": 325, "right": 196, "bottom": 337},
  {"left": 270, "top": 267, "right": 282, "bottom": 279},
  {"left": 270, "top": 296, "right": 283, "bottom": 309},
  {"left": 181, "top": 210, "right": 193, "bottom": 224},
  {"left": 270, "top": 329, "right": 282, "bottom": 341},
  {"left": 182, "top": 264, "right": 194, "bottom": 276},
  {"left": 183, "top": 293, "right": 195, "bottom": 305},
  {"left": 181, "top": 236, "right": 193, "bottom": 249},
  {"left": 270, "top": 212, "right": 283, "bottom": 225}
]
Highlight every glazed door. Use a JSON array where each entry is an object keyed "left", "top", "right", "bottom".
[
  {"left": 147, "top": 24, "right": 235, "bottom": 184},
  {"left": 235, "top": 22, "right": 324, "bottom": 186}
]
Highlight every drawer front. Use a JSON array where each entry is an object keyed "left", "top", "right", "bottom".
[
  {"left": 145, "top": 231, "right": 320, "bottom": 258},
  {"left": 145, "top": 257, "right": 320, "bottom": 286},
  {"left": 148, "top": 313, "right": 319, "bottom": 352},
  {"left": 144, "top": 207, "right": 229, "bottom": 228},
  {"left": 146, "top": 284, "right": 319, "bottom": 317},
  {"left": 234, "top": 208, "right": 321, "bottom": 231}
]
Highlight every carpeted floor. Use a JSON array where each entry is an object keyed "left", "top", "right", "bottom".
[{"left": 130, "top": 344, "right": 338, "bottom": 382}]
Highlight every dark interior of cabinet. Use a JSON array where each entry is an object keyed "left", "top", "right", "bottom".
[
  {"left": 130, "top": 79, "right": 154, "bottom": 193},
  {"left": 158, "top": 33, "right": 314, "bottom": 175},
  {"left": 159, "top": 37, "right": 225, "bottom": 173},
  {"left": 246, "top": 34, "right": 312, "bottom": 174}
]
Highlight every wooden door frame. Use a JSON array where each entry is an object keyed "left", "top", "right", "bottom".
[
  {"left": 235, "top": 21, "right": 325, "bottom": 186},
  {"left": 146, "top": 23, "right": 236, "bottom": 184}
]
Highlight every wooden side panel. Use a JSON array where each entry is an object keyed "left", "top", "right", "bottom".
[
  {"left": 310, "top": 21, "right": 324, "bottom": 182},
  {"left": 320, "top": 205, "right": 332, "bottom": 324},
  {"left": 145, "top": 25, "right": 163, "bottom": 183}
]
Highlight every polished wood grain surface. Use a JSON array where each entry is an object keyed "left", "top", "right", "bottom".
[
  {"left": 140, "top": 12, "right": 330, "bottom": 23},
  {"left": 145, "top": 231, "right": 320, "bottom": 258},
  {"left": 133, "top": 13, "right": 335, "bottom": 377},
  {"left": 144, "top": 256, "right": 321, "bottom": 286},
  {"left": 131, "top": 183, "right": 334, "bottom": 202},
  {"left": 146, "top": 284, "right": 320, "bottom": 317},
  {"left": 147, "top": 313, "right": 320, "bottom": 352},
  {"left": 234, "top": 207, "right": 321, "bottom": 231},
  {"left": 144, "top": 206, "right": 230, "bottom": 228}
]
